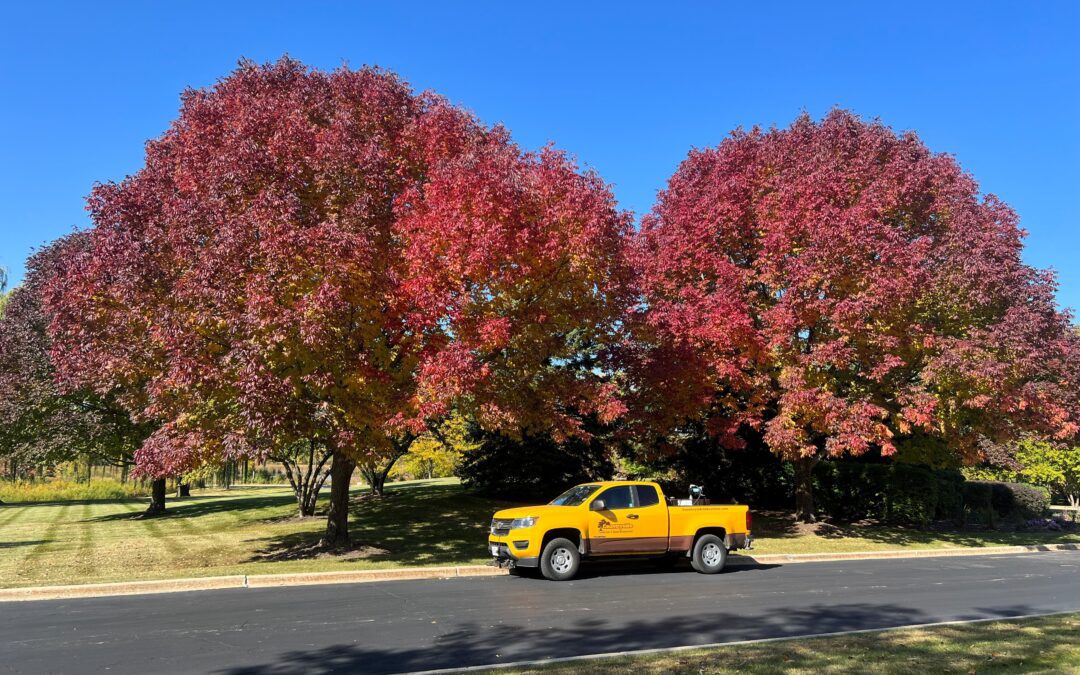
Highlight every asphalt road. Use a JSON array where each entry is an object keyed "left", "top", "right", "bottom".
[{"left": 3, "top": 551, "right": 1079, "bottom": 674}]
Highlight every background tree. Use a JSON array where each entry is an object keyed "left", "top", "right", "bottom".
[
  {"left": 633, "top": 110, "right": 1079, "bottom": 521},
  {"left": 0, "top": 267, "right": 9, "bottom": 317},
  {"left": 0, "top": 237, "right": 151, "bottom": 498},
  {"left": 393, "top": 413, "right": 476, "bottom": 481},
  {"left": 46, "top": 58, "right": 633, "bottom": 546}
]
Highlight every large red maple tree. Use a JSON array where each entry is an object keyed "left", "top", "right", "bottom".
[
  {"left": 632, "top": 110, "right": 1078, "bottom": 521},
  {"left": 45, "top": 58, "right": 632, "bottom": 543}
]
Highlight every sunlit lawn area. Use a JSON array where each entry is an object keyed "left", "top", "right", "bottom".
[
  {"left": 506, "top": 613, "right": 1080, "bottom": 674},
  {"left": 0, "top": 478, "right": 1077, "bottom": 588},
  {"left": 0, "top": 478, "right": 513, "bottom": 588}
]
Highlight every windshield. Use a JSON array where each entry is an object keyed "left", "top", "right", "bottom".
[{"left": 549, "top": 484, "right": 601, "bottom": 506}]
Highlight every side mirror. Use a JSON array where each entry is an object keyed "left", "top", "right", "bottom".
[{"left": 590, "top": 499, "right": 606, "bottom": 511}]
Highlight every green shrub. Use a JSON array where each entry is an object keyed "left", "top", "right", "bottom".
[
  {"left": 458, "top": 427, "right": 614, "bottom": 501},
  {"left": 248, "top": 467, "right": 288, "bottom": 485},
  {"left": 884, "top": 464, "right": 938, "bottom": 526},
  {"left": 814, "top": 462, "right": 888, "bottom": 521},
  {"left": 934, "top": 470, "right": 965, "bottom": 522},
  {"left": 963, "top": 481, "right": 996, "bottom": 526},
  {"left": 970, "top": 480, "right": 1050, "bottom": 520},
  {"left": 814, "top": 461, "right": 944, "bottom": 525},
  {"left": 0, "top": 479, "right": 149, "bottom": 503}
]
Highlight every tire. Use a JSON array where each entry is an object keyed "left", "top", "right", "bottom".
[
  {"left": 691, "top": 534, "right": 727, "bottom": 574},
  {"left": 539, "top": 537, "right": 581, "bottom": 581}
]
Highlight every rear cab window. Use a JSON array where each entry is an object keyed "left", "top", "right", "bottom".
[
  {"left": 635, "top": 484, "right": 660, "bottom": 507},
  {"left": 596, "top": 485, "right": 634, "bottom": 509}
]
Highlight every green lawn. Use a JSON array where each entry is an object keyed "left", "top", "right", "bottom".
[
  {"left": 0, "top": 478, "right": 515, "bottom": 588},
  {"left": 505, "top": 613, "right": 1080, "bottom": 674},
  {"left": 0, "top": 479, "right": 1076, "bottom": 589}
]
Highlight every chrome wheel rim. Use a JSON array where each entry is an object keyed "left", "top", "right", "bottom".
[
  {"left": 551, "top": 547, "right": 574, "bottom": 574},
  {"left": 702, "top": 542, "right": 723, "bottom": 567}
]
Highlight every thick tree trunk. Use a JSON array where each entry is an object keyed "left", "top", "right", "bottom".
[
  {"left": 146, "top": 478, "right": 167, "bottom": 515},
  {"left": 177, "top": 481, "right": 190, "bottom": 497},
  {"left": 794, "top": 454, "right": 821, "bottom": 523},
  {"left": 321, "top": 451, "right": 355, "bottom": 548}
]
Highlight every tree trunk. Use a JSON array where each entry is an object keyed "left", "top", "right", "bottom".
[
  {"left": 278, "top": 441, "right": 333, "bottom": 517},
  {"left": 145, "top": 478, "right": 167, "bottom": 515},
  {"left": 177, "top": 481, "right": 190, "bottom": 497},
  {"left": 794, "top": 454, "right": 820, "bottom": 523},
  {"left": 321, "top": 451, "right": 355, "bottom": 548},
  {"left": 360, "top": 452, "right": 405, "bottom": 497}
]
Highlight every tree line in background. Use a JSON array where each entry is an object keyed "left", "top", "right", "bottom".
[{"left": 1, "top": 58, "right": 1077, "bottom": 542}]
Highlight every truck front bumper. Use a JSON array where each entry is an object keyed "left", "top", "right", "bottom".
[{"left": 488, "top": 539, "right": 540, "bottom": 568}]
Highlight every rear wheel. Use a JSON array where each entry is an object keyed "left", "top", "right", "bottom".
[
  {"left": 691, "top": 534, "right": 727, "bottom": 574},
  {"left": 539, "top": 537, "right": 580, "bottom": 581}
]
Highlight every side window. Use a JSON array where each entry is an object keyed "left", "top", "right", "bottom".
[
  {"left": 598, "top": 486, "right": 634, "bottom": 510},
  {"left": 636, "top": 485, "right": 660, "bottom": 507}
]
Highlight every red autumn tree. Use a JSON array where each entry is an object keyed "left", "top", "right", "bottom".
[
  {"left": 632, "top": 110, "right": 1078, "bottom": 521},
  {"left": 45, "top": 58, "right": 632, "bottom": 544}
]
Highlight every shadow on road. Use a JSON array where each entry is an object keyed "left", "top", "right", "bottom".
[{"left": 215, "top": 602, "right": 1053, "bottom": 674}]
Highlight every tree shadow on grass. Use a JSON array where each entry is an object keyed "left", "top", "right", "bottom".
[
  {"left": 86, "top": 491, "right": 299, "bottom": 522},
  {"left": 214, "top": 602, "right": 1060, "bottom": 674},
  {"left": 0, "top": 540, "right": 50, "bottom": 549},
  {"left": 247, "top": 482, "right": 520, "bottom": 566}
]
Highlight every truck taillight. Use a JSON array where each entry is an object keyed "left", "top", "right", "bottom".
[{"left": 746, "top": 510, "right": 752, "bottom": 531}]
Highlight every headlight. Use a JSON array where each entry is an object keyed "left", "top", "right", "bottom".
[{"left": 511, "top": 516, "right": 539, "bottom": 529}]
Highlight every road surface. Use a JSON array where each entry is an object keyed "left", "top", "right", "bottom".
[{"left": 2, "top": 551, "right": 1078, "bottom": 673}]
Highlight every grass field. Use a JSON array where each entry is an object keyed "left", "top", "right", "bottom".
[
  {"left": 507, "top": 613, "right": 1080, "bottom": 674},
  {"left": 0, "top": 479, "right": 1077, "bottom": 589}
]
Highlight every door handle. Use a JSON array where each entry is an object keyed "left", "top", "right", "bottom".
[{"left": 627, "top": 514, "right": 639, "bottom": 520}]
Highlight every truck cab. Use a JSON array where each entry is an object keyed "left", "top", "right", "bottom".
[{"left": 488, "top": 480, "right": 752, "bottom": 580}]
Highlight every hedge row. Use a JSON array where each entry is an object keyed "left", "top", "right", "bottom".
[{"left": 814, "top": 462, "right": 1049, "bottom": 526}]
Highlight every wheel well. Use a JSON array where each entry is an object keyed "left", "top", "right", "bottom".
[
  {"left": 693, "top": 527, "right": 727, "bottom": 547},
  {"left": 542, "top": 528, "right": 582, "bottom": 553}
]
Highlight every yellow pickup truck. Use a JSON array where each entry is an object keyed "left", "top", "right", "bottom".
[{"left": 488, "top": 480, "right": 752, "bottom": 580}]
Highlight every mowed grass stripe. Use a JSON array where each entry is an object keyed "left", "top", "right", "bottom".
[
  {"left": 139, "top": 515, "right": 187, "bottom": 558},
  {"left": 16, "top": 503, "right": 73, "bottom": 575},
  {"left": 0, "top": 504, "right": 31, "bottom": 531},
  {"left": 76, "top": 502, "right": 97, "bottom": 576}
]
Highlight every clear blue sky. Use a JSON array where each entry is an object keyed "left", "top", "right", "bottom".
[{"left": 2, "top": 2, "right": 1078, "bottom": 314}]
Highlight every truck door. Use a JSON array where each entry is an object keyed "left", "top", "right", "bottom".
[
  {"left": 587, "top": 485, "right": 668, "bottom": 554},
  {"left": 630, "top": 484, "right": 669, "bottom": 553}
]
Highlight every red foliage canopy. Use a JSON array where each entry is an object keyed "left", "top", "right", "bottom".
[
  {"left": 44, "top": 58, "right": 632, "bottom": 477},
  {"left": 632, "top": 110, "right": 1078, "bottom": 465}
]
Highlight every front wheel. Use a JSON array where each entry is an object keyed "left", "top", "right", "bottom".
[
  {"left": 539, "top": 537, "right": 580, "bottom": 581},
  {"left": 691, "top": 534, "right": 727, "bottom": 574}
]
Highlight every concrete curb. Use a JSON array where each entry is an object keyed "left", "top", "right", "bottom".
[
  {"left": 728, "top": 542, "right": 1080, "bottom": 566},
  {"left": 1, "top": 544, "right": 1076, "bottom": 602},
  {"left": 0, "top": 575, "right": 247, "bottom": 602},
  {"left": 246, "top": 565, "right": 506, "bottom": 588}
]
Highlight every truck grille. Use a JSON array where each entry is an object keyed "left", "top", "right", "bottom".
[{"left": 490, "top": 518, "right": 513, "bottom": 536}]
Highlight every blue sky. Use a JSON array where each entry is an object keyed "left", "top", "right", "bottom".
[{"left": 2, "top": 2, "right": 1077, "bottom": 314}]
